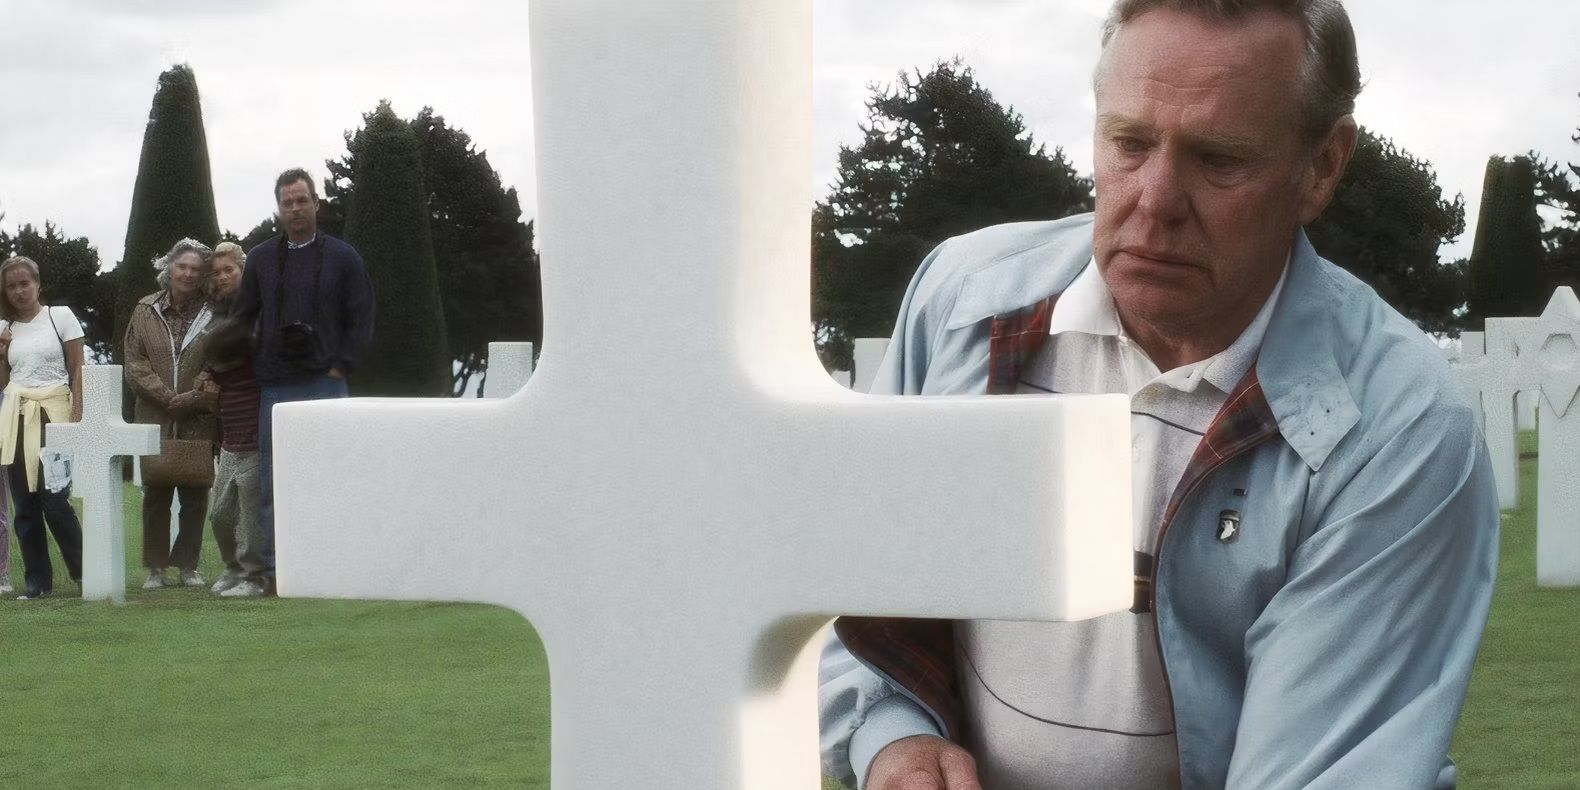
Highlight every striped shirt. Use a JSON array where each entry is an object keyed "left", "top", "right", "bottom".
[
  {"left": 959, "top": 258, "right": 1285, "bottom": 789},
  {"left": 212, "top": 358, "right": 260, "bottom": 453}
]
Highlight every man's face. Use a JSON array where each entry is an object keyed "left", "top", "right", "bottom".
[
  {"left": 1092, "top": 7, "right": 1344, "bottom": 335},
  {"left": 277, "top": 179, "right": 319, "bottom": 238}
]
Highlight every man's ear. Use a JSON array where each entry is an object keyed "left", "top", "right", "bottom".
[{"left": 1298, "top": 116, "right": 1358, "bottom": 225}]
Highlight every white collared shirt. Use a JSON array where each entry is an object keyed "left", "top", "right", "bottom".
[
  {"left": 1038, "top": 257, "right": 1286, "bottom": 548},
  {"left": 956, "top": 256, "right": 1288, "bottom": 790}
]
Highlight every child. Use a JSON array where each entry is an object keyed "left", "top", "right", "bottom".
[{"left": 199, "top": 318, "right": 267, "bottom": 597}]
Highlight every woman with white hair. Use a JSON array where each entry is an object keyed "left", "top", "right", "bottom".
[
  {"left": 124, "top": 238, "right": 219, "bottom": 589},
  {"left": 0, "top": 254, "right": 87, "bottom": 600}
]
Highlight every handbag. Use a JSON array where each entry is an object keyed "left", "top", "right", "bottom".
[{"left": 141, "top": 422, "right": 215, "bottom": 488}]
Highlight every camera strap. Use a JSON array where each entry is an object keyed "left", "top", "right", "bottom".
[{"left": 275, "top": 235, "right": 327, "bottom": 326}]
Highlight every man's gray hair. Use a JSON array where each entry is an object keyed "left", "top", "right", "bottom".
[
  {"left": 153, "top": 238, "right": 214, "bottom": 290},
  {"left": 1099, "top": 0, "right": 1361, "bottom": 139}
]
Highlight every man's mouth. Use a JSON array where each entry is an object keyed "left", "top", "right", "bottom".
[{"left": 1122, "top": 248, "right": 1200, "bottom": 268}]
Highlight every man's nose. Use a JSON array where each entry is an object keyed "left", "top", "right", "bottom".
[{"left": 1134, "top": 151, "right": 1190, "bottom": 224}]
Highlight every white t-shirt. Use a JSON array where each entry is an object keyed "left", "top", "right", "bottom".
[{"left": 3, "top": 306, "right": 85, "bottom": 390}]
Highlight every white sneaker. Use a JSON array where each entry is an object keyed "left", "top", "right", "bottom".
[
  {"left": 220, "top": 580, "right": 265, "bottom": 598},
  {"left": 142, "top": 569, "right": 167, "bottom": 589},
  {"left": 180, "top": 569, "right": 205, "bottom": 588},
  {"left": 211, "top": 571, "right": 242, "bottom": 594}
]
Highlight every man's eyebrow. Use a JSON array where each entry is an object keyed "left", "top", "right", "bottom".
[
  {"left": 1096, "top": 113, "right": 1259, "bottom": 155},
  {"left": 1096, "top": 113, "right": 1149, "bottom": 137},
  {"left": 1188, "top": 131, "right": 1259, "bottom": 155}
]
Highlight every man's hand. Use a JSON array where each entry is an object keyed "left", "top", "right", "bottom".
[
  {"left": 866, "top": 735, "right": 982, "bottom": 790},
  {"left": 327, "top": 368, "right": 345, "bottom": 380}
]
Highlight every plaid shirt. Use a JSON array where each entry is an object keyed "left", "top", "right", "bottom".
[{"left": 835, "top": 297, "right": 1281, "bottom": 741}]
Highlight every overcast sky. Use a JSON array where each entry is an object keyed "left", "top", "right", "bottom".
[{"left": 2, "top": 0, "right": 1577, "bottom": 266}]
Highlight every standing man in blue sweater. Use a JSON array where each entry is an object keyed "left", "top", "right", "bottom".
[{"left": 233, "top": 168, "right": 375, "bottom": 587}]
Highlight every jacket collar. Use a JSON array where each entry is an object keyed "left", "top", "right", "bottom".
[
  {"left": 951, "top": 215, "right": 1358, "bottom": 471},
  {"left": 150, "top": 291, "right": 216, "bottom": 351}
]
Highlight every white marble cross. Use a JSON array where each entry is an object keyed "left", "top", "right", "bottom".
[
  {"left": 483, "top": 342, "right": 536, "bottom": 399},
  {"left": 1452, "top": 331, "right": 1521, "bottom": 510},
  {"left": 271, "top": 3, "right": 1133, "bottom": 788},
  {"left": 1518, "top": 390, "right": 1539, "bottom": 431},
  {"left": 43, "top": 365, "right": 160, "bottom": 602},
  {"left": 1488, "top": 288, "right": 1580, "bottom": 587}
]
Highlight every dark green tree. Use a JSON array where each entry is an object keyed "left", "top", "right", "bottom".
[
  {"left": 1533, "top": 96, "right": 1580, "bottom": 286},
  {"left": 1306, "top": 128, "right": 1468, "bottom": 333},
  {"left": 812, "top": 60, "right": 1093, "bottom": 369},
  {"left": 0, "top": 220, "right": 117, "bottom": 358},
  {"left": 113, "top": 64, "right": 221, "bottom": 357},
  {"left": 238, "top": 150, "right": 538, "bottom": 398},
  {"left": 233, "top": 217, "right": 279, "bottom": 252},
  {"left": 340, "top": 101, "right": 451, "bottom": 397},
  {"left": 1465, "top": 155, "right": 1548, "bottom": 320},
  {"left": 311, "top": 108, "right": 542, "bottom": 396}
]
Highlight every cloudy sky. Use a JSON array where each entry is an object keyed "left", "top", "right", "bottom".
[{"left": 2, "top": 0, "right": 1577, "bottom": 265}]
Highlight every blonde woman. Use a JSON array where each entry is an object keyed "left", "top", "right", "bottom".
[
  {"left": 0, "top": 255, "right": 86, "bottom": 600},
  {"left": 209, "top": 241, "right": 245, "bottom": 315}
]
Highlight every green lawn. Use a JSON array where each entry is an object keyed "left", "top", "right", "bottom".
[
  {"left": 2, "top": 437, "right": 1577, "bottom": 788},
  {"left": 0, "top": 485, "right": 549, "bottom": 788},
  {"left": 1452, "top": 432, "right": 1580, "bottom": 789}
]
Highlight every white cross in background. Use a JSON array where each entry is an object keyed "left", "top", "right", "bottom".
[
  {"left": 483, "top": 342, "right": 535, "bottom": 399},
  {"left": 1452, "top": 331, "right": 1522, "bottom": 510},
  {"left": 271, "top": 2, "right": 1134, "bottom": 788},
  {"left": 43, "top": 365, "right": 161, "bottom": 602},
  {"left": 1488, "top": 288, "right": 1580, "bottom": 587}
]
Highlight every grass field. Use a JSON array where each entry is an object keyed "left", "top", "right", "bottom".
[
  {"left": 0, "top": 487, "right": 549, "bottom": 788},
  {"left": 1, "top": 435, "right": 1576, "bottom": 788},
  {"left": 1452, "top": 432, "right": 1580, "bottom": 789}
]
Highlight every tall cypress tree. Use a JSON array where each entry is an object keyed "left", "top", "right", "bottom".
[
  {"left": 342, "top": 101, "right": 451, "bottom": 397},
  {"left": 1305, "top": 128, "right": 1467, "bottom": 334},
  {"left": 1468, "top": 156, "right": 1548, "bottom": 320},
  {"left": 114, "top": 64, "right": 221, "bottom": 357},
  {"left": 812, "top": 60, "right": 1093, "bottom": 370},
  {"left": 321, "top": 107, "right": 541, "bottom": 395}
]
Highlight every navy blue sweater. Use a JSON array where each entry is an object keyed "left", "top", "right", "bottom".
[{"left": 235, "top": 235, "right": 376, "bottom": 385}]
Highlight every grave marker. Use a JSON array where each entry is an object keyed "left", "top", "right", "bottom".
[{"left": 43, "top": 365, "right": 161, "bottom": 602}]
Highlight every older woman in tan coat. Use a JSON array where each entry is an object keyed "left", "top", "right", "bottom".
[{"left": 124, "top": 238, "right": 218, "bottom": 589}]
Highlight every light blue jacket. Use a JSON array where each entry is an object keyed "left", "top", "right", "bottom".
[{"left": 819, "top": 214, "right": 1499, "bottom": 789}]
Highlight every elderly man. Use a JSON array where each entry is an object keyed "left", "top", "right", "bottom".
[{"left": 819, "top": 1, "right": 1499, "bottom": 789}]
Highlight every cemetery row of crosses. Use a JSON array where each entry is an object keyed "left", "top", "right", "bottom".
[
  {"left": 1450, "top": 287, "right": 1580, "bottom": 587},
  {"left": 55, "top": 286, "right": 1580, "bottom": 607}
]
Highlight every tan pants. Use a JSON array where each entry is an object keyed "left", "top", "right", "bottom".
[{"left": 210, "top": 450, "right": 266, "bottom": 582}]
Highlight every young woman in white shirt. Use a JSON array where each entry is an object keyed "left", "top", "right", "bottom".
[{"left": 0, "top": 255, "right": 86, "bottom": 600}]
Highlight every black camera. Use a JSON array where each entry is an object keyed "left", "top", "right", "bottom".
[{"left": 277, "top": 321, "right": 324, "bottom": 364}]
